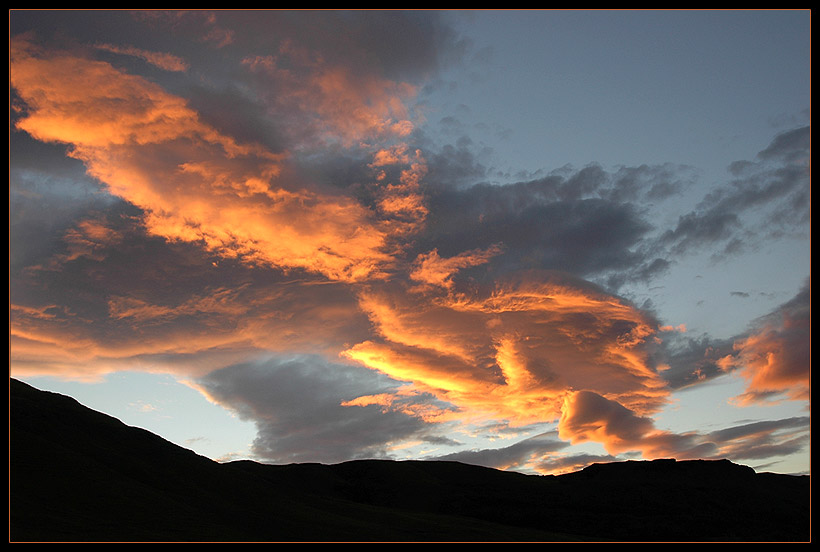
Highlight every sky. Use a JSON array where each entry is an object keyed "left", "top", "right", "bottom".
[{"left": 9, "top": 10, "right": 811, "bottom": 476}]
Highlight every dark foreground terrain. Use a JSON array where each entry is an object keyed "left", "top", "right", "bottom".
[{"left": 9, "top": 378, "right": 810, "bottom": 542}]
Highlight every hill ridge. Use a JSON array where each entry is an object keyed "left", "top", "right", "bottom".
[{"left": 9, "top": 378, "right": 810, "bottom": 542}]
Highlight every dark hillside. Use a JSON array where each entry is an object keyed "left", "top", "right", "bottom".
[{"left": 9, "top": 379, "right": 810, "bottom": 542}]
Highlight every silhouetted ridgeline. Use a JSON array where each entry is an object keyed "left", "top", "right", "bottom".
[{"left": 9, "top": 378, "right": 810, "bottom": 542}]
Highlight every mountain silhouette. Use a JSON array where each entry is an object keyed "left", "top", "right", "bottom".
[{"left": 9, "top": 378, "right": 810, "bottom": 542}]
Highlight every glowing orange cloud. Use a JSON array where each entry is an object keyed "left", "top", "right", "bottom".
[
  {"left": 558, "top": 390, "right": 654, "bottom": 452},
  {"left": 343, "top": 273, "right": 673, "bottom": 429},
  {"left": 558, "top": 390, "right": 716, "bottom": 459},
  {"left": 10, "top": 277, "right": 371, "bottom": 381},
  {"left": 719, "top": 307, "right": 811, "bottom": 405},
  {"left": 10, "top": 35, "right": 430, "bottom": 395},
  {"left": 410, "top": 244, "right": 504, "bottom": 290},
  {"left": 369, "top": 144, "right": 415, "bottom": 168},
  {"left": 340, "top": 387, "right": 456, "bottom": 424},
  {"left": 10, "top": 38, "right": 255, "bottom": 153},
  {"left": 10, "top": 37, "right": 400, "bottom": 283},
  {"left": 370, "top": 147, "right": 430, "bottom": 236}
]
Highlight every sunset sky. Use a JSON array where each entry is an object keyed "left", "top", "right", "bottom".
[{"left": 10, "top": 10, "right": 810, "bottom": 476}]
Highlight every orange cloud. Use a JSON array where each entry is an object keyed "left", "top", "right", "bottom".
[
  {"left": 410, "top": 244, "right": 504, "bottom": 290},
  {"left": 370, "top": 144, "right": 414, "bottom": 168},
  {"left": 10, "top": 37, "right": 398, "bottom": 283},
  {"left": 370, "top": 147, "right": 430, "bottom": 237},
  {"left": 312, "top": 65, "right": 416, "bottom": 142},
  {"left": 558, "top": 390, "right": 654, "bottom": 452},
  {"left": 10, "top": 38, "right": 253, "bottom": 153},
  {"left": 10, "top": 277, "right": 371, "bottom": 381},
  {"left": 107, "top": 286, "right": 251, "bottom": 322},
  {"left": 341, "top": 387, "right": 457, "bottom": 424},
  {"left": 558, "top": 390, "right": 716, "bottom": 459},
  {"left": 27, "top": 217, "right": 127, "bottom": 269},
  {"left": 242, "top": 41, "right": 417, "bottom": 148},
  {"left": 343, "top": 272, "right": 673, "bottom": 429},
  {"left": 720, "top": 303, "right": 811, "bottom": 405}
]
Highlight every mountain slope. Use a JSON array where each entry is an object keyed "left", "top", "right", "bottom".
[{"left": 9, "top": 378, "right": 810, "bottom": 542}]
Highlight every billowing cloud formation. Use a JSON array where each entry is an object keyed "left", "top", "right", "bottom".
[
  {"left": 343, "top": 271, "right": 671, "bottom": 431},
  {"left": 558, "top": 390, "right": 716, "bottom": 459},
  {"left": 9, "top": 11, "right": 810, "bottom": 474}
]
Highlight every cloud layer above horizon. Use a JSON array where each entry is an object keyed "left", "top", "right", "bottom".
[{"left": 10, "top": 10, "right": 810, "bottom": 474}]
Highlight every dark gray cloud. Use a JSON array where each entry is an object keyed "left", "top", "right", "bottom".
[
  {"left": 10, "top": 170, "right": 112, "bottom": 274},
  {"left": 7, "top": 10, "right": 457, "bottom": 80},
  {"left": 706, "top": 417, "right": 810, "bottom": 464},
  {"left": 657, "top": 335, "right": 732, "bottom": 389},
  {"left": 418, "top": 181, "right": 650, "bottom": 277},
  {"left": 408, "top": 123, "right": 808, "bottom": 300},
  {"left": 211, "top": 10, "right": 463, "bottom": 81},
  {"left": 408, "top": 159, "right": 696, "bottom": 292},
  {"left": 659, "top": 209, "right": 742, "bottom": 256},
  {"left": 184, "top": 83, "right": 288, "bottom": 154},
  {"left": 707, "top": 416, "right": 809, "bottom": 444},
  {"left": 531, "top": 453, "right": 622, "bottom": 474},
  {"left": 601, "top": 163, "right": 691, "bottom": 203},
  {"left": 659, "top": 125, "right": 810, "bottom": 259},
  {"left": 659, "top": 334, "right": 737, "bottom": 390},
  {"left": 423, "top": 136, "right": 492, "bottom": 189},
  {"left": 756, "top": 125, "right": 810, "bottom": 163},
  {"left": 433, "top": 430, "right": 569, "bottom": 471},
  {"left": 197, "top": 356, "right": 452, "bottom": 464}
]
